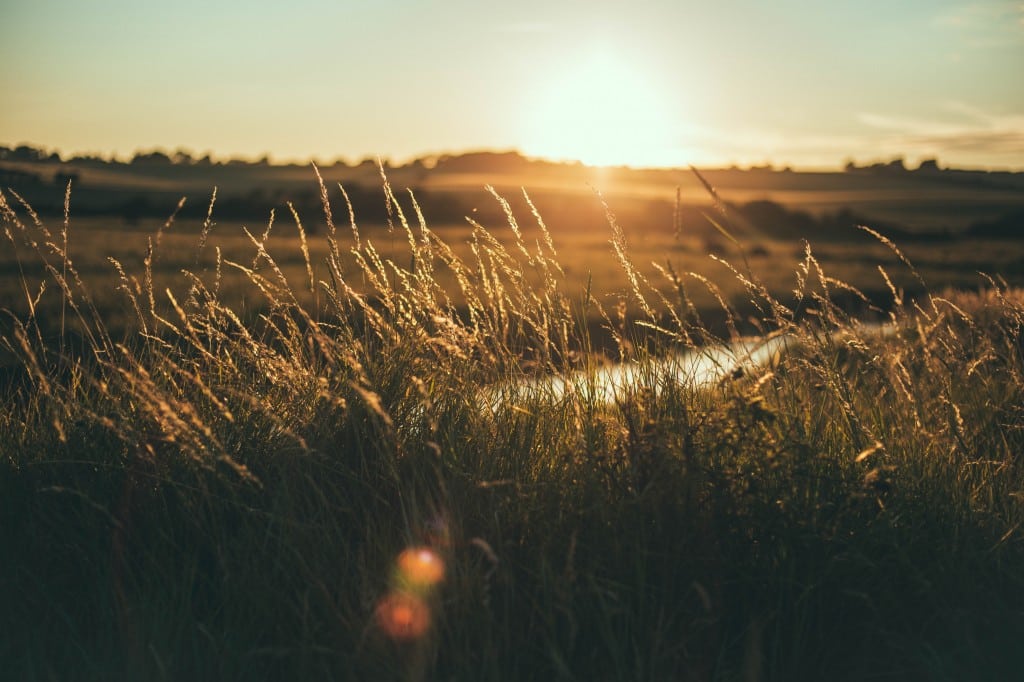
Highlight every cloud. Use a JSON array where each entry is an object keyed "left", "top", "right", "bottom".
[
  {"left": 669, "top": 125, "right": 888, "bottom": 168},
  {"left": 904, "top": 129, "right": 1024, "bottom": 152},
  {"left": 654, "top": 100, "right": 1024, "bottom": 169},
  {"left": 681, "top": 102, "right": 1024, "bottom": 169},
  {"left": 858, "top": 104, "right": 1024, "bottom": 166}
]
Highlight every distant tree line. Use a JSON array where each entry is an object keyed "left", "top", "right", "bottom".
[
  {"left": 2, "top": 144, "right": 1019, "bottom": 240},
  {"left": 0, "top": 145, "right": 566, "bottom": 174},
  {"left": 843, "top": 158, "right": 943, "bottom": 174},
  {"left": 0, "top": 144, "right": 382, "bottom": 169}
]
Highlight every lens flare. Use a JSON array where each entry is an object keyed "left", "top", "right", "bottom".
[
  {"left": 396, "top": 546, "right": 446, "bottom": 588},
  {"left": 375, "top": 591, "right": 431, "bottom": 641}
]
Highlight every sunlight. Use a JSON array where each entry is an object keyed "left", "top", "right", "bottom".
[{"left": 521, "top": 51, "right": 681, "bottom": 168}]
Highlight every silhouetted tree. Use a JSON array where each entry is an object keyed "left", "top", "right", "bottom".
[
  {"left": 870, "top": 158, "right": 907, "bottom": 174},
  {"left": 131, "top": 150, "right": 172, "bottom": 165},
  {"left": 68, "top": 154, "right": 109, "bottom": 167},
  {"left": 11, "top": 145, "right": 47, "bottom": 162},
  {"left": 434, "top": 151, "right": 530, "bottom": 173}
]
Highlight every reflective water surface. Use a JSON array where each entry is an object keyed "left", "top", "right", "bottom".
[{"left": 484, "top": 322, "right": 895, "bottom": 411}]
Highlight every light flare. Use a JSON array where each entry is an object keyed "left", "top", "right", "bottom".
[
  {"left": 375, "top": 591, "right": 431, "bottom": 641},
  {"left": 397, "top": 546, "right": 446, "bottom": 588},
  {"left": 374, "top": 544, "right": 448, "bottom": 641}
]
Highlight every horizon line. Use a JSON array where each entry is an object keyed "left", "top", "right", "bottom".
[{"left": 3, "top": 141, "right": 1023, "bottom": 174}]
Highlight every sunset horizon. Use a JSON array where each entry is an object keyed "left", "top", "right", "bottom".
[
  {"left": 4, "top": 140, "right": 1022, "bottom": 174},
  {"left": 3, "top": 1, "right": 1022, "bottom": 172},
  {"left": 4, "top": 3, "right": 1024, "bottom": 678}
]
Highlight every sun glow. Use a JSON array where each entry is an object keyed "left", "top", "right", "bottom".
[{"left": 521, "top": 51, "right": 681, "bottom": 168}]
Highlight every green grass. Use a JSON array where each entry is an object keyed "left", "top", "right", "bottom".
[{"left": 1, "top": 175, "right": 1023, "bottom": 681}]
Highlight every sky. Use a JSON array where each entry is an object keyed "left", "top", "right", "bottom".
[{"left": 2, "top": 0, "right": 1023, "bottom": 169}]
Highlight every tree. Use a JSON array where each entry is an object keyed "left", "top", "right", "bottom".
[
  {"left": 131, "top": 150, "right": 172, "bottom": 165},
  {"left": 11, "top": 145, "right": 46, "bottom": 161}
]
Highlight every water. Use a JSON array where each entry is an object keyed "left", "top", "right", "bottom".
[{"left": 483, "top": 322, "right": 895, "bottom": 411}]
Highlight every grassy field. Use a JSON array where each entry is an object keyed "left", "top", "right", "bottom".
[
  {"left": 3, "top": 180, "right": 1021, "bottom": 349},
  {"left": 1, "top": 177, "right": 1023, "bottom": 680},
  {"left": 6, "top": 152, "right": 1024, "bottom": 233}
]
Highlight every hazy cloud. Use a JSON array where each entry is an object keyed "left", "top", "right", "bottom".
[
  {"left": 858, "top": 104, "right": 1024, "bottom": 166},
  {"left": 686, "top": 102, "right": 1024, "bottom": 168},
  {"left": 904, "top": 129, "right": 1024, "bottom": 152},
  {"left": 673, "top": 125, "right": 881, "bottom": 167}
]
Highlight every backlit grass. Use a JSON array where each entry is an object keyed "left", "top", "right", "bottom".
[{"left": 1, "top": 173, "right": 1022, "bottom": 680}]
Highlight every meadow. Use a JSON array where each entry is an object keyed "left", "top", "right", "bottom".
[
  {"left": 1, "top": 172, "right": 1023, "bottom": 680},
  {"left": 3, "top": 180, "right": 1021, "bottom": 353}
]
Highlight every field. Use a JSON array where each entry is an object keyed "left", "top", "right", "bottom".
[
  {"left": 3, "top": 178, "right": 1022, "bottom": 349},
  {"left": 2, "top": 168, "right": 1024, "bottom": 680}
]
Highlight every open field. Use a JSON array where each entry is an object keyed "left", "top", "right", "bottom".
[
  {"left": 2, "top": 172, "right": 1024, "bottom": 680},
  {"left": 5, "top": 152, "right": 1024, "bottom": 232},
  {"left": 3, "top": 155, "right": 1021, "bottom": 347},
  {"left": 3, "top": 182, "right": 1023, "bottom": 341}
]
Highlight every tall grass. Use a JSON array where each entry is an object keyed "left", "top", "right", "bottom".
[{"left": 1, "top": 171, "right": 1022, "bottom": 681}]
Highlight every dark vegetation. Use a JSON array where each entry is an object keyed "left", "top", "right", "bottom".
[
  {"left": 3, "top": 144, "right": 1023, "bottom": 235},
  {"left": 1, "top": 156, "right": 1023, "bottom": 680}
]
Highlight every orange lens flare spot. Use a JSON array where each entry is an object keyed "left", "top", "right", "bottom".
[
  {"left": 397, "top": 547, "right": 445, "bottom": 588},
  {"left": 375, "top": 591, "right": 431, "bottom": 641}
]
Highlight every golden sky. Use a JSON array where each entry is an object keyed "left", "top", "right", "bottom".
[{"left": 2, "top": 0, "right": 1022, "bottom": 169}]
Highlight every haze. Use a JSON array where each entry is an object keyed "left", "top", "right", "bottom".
[{"left": 2, "top": 0, "right": 1022, "bottom": 169}]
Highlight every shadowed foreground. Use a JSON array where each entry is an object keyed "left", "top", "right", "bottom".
[{"left": 1, "top": 181, "right": 1023, "bottom": 681}]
